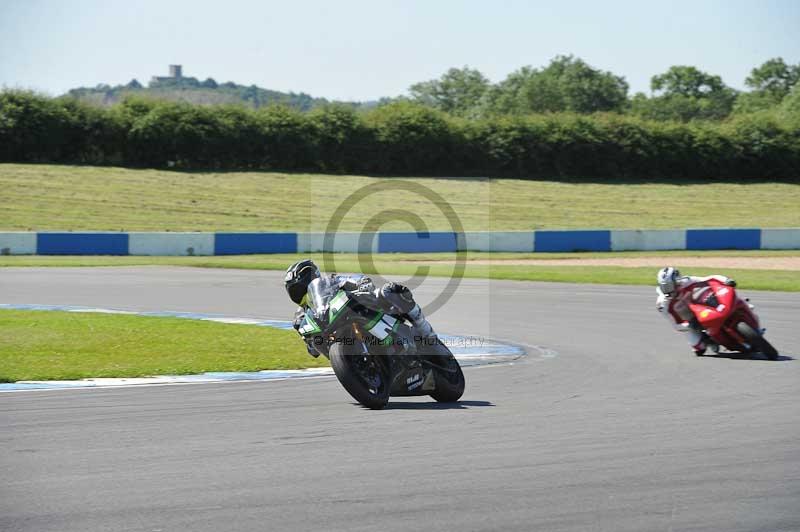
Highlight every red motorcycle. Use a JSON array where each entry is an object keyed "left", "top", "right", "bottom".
[{"left": 689, "top": 278, "right": 778, "bottom": 360}]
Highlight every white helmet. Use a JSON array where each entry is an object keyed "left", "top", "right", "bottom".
[{"left": 657, "top": 267, "right": 680, "bottom": 295}]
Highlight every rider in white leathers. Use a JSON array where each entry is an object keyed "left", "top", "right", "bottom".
[{"left": 656, "top": 266, "right": 737, "bottom": 355}]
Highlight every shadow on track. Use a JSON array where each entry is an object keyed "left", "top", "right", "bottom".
[
  {"left": 701, "top": 352, "right": 795, "bottom": 362},
  {"left": 362, "top": 400, "right": 495, "bottom": 410}
]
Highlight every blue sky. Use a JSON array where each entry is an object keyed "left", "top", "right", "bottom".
[{"left": 1, "top": 0, "right": 798, "bottom": 101}]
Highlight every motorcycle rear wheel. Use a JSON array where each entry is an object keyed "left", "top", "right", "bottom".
[
  {"left": 329, "top": 342, "right": 391, "bottom": 409},
  {"left": 736, "top": 322, "right": 779, "bottom": 361}
]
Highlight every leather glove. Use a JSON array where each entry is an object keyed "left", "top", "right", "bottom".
[
  {"left": 292, "top": 308, "right": 305, "bottom": 331},
  {"left": 305, "top": 337, "right": 321, "bottom": 358},
  {"left": 725, "top": 279, "right": 737, "bottom": 287},
  {"left": 383, "top": 282, "right": 413, "bottom": 302}
]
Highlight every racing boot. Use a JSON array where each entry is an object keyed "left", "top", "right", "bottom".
[
  {"left": 692, "top": 335, "right": 719, "bottom": 355},
  {"left": 705, "top": 334, "right": 720, "bottom": 354},
  {"left": 692, "top": 340, "right": 707, "bottom": 356},
  {"left": 687, "top": 318, "right": 704, "bottom": 355}
]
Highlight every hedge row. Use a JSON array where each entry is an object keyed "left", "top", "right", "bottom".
[{"left": 1, "top": 91, "right": 798, "bottom": 178}]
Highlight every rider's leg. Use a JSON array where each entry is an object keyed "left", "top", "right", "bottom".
[
  {"left": 686, "top": 317, "right": 718, "bottom": 355},
  {"left": 380, "top": 282, "right": 436, "bottom": 339},
  {"left": 687, "top": 326, "right": 707, "bottom": 355},
  {"left": 407, "top": 304, "right": 436, "bottom": 339}
]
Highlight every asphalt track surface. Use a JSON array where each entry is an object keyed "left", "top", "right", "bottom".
[{"left": 2, "top": 267, "right": 799, "bottom": 532}]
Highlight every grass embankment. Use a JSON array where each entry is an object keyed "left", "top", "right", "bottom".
[
  {"left": 2, "top": 164, "right": 800, "bottom": 231},
  {"left": 0, "top": 310, "right": 324, "bottom": 382},
  {"left": 2, "top": 250, "right": 799, "bottom": 291}
]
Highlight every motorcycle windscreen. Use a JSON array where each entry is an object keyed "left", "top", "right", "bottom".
[{"left": 307, "top": 276, "right": 337, "bottom": 314}]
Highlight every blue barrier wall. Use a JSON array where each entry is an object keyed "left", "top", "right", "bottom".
[
  {"left": 378, "top": 232, "right": 459, "bottom": 253},
  {"left": 37, "top": 233, "right": 129, "bottom": 255},
  {"left": 2, "top": 229, "right": 796, "bottom": 255},
  {"left": 686, "top": 229, "right": 761, "bottom": 250},
  {"left": 215, "top": 233, "right": 297, "bottom": 255},
  {"left": 535, "top": 230, "right": 611, "bottom": 252}
]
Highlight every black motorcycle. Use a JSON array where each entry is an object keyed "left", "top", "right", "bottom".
[{"left": 297, "top": 276, "right": 465, "bottom": 409}]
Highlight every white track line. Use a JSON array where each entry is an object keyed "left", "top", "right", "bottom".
[{"left": 1, "top": 304, "right": 534, "bottom": 392}]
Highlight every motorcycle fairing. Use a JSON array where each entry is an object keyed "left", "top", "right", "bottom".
[
  {"left": 363, "top": 312, "right": 401, "bottom": 343},
  {"left": 689, "top": 280, "right": 760, "bottom": 350},
  {"left": 298, "top": 314, "right": 321, "bottom": 337},
  {"left": 300, "top": 288, "right": 401, "bottom": 344},
  {"left": 389, "top": 365, "right": 437, "bottom": 395},
  {"left": 328, "top": 290, "right": 350, "bottom": 324}
]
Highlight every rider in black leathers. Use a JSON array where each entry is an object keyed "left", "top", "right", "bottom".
[{"left": 284, "top": 259, "right": 436, "bottom": 357}]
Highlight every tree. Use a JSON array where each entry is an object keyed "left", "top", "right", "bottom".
[
  {"left": 632, "top": 66, "right": 736, "bottom": 121},
  {"left": 780, "top": 83, "right": 800, "bottom": 120},
  {"left": 476, "top": 67, "right": 533, "bottom": 115},
  {"left": 479, "top": 55, "right": 629, "bottom": 115},
  {"left": 732, "top": 90, "right": 782, "bottom": 114},
  {"left": 745, "top": 58, "right": 800, "bottom": 99},
  {"left": 539, "top": 55, "right": 629, "bottom": 113},
  {"left": 201, "top": 77, "right": 218, "bottom": 89},
  {"left": 732, "top": 58, "right": 800, "bottom": 115},
  {"left": 651, "top": 66, "right": 727, "bottom": 97},
  {"left": 409, "top": 66, "right": 490, "bottom": 116},
  {"left": 125, "top": 79, "right": 143, "bottom": 90}
]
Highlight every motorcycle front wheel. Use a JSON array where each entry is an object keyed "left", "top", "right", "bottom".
[
  {"left": 329, "top": 341, "right": 391, "bottom": 409},
  {"left": 427, "top": 346, "right": 465, "bottom": 403},
  {"left": 736, "top": 322, "right": 779, "bottom": 361}
]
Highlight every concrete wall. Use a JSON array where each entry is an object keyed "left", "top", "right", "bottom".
[
  {"left": 1, "top": 229, "right": 798, "bottom": 255},
  {"left": 129, "top": 233, "right": 214, "bottom": 256},
  {"left": 0, "top": 232, "right": 37, "bottom": 255}
]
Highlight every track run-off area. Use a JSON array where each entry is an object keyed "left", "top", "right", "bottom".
[{"left": 1, "top": 266, "right": 799, "bottom": 532}]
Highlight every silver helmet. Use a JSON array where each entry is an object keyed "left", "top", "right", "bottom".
[{"left": 657, "top": 267, "right": 680, "bottom": 295}]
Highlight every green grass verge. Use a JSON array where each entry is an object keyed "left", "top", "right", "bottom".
[
  {"left": 1, "top": 251, "right": 798, "bottom": 291},
  {"left": 476, "top": 266, "right": 799, "bottom": 292},
  {"left": 0, "top": 310, "right": 325, "bottom": 382},
  {"left": 2, "top": 163, "right": 799, "bottom": 231}
]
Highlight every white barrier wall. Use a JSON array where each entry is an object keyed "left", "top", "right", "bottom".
[
  {"left": 297, "top": 232, "right": 378, "bottom": 253},
  {"left": 610, "top": 230, "right": 686, "bottom": 251},
  {"left": 0, "top": 232, "right": 37, "bottom": 255},
  {"left": 128, "top": 233, "right": 215, "bottom": 256},
  {"left": 463, "top": 232, "right": 534, "bottom": 252},
  {"left": 2, "top": 229, "right": 799, "bottom": 255},
  {"left": 761, "top": 228, "right": 800, "bottom": 250}
]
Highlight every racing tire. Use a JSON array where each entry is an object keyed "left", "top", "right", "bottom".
[
  {"left": 329, "top": 342, "right": 391, "bottom": 409},
  {"left": 428, "top": 349, "right": 465, "bottom": 403},
  {"left": 736, "top": 322, "right": 779, "bottom": 361}
]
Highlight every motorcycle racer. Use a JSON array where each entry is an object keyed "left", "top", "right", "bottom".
[
  {"left": 284, "top": 259, "right": 437, "bottom": 357},
  {"left": 656, "top": 266, "right": 738, "bottom": 355}
]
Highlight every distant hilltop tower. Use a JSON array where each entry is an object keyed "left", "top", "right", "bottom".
[{"left": 151, "top": 64, "right": 184, "bottom": 83}]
